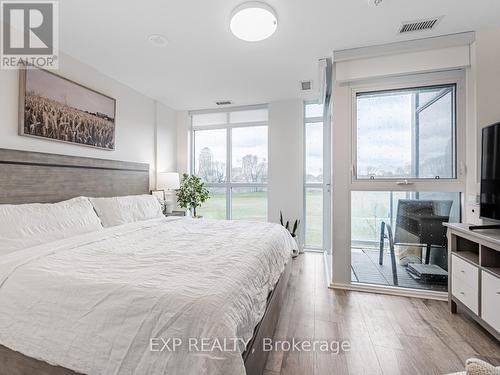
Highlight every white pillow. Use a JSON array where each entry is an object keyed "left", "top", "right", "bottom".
[
  {"left": 0, "top": 197, "right": 103, "bottom": 256},
  {"left": 89, "top": 194, "right": 164, "bottom": 228}
]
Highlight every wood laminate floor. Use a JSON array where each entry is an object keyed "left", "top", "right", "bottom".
[
  {"left": 264, "top": 253, "right": 500, "bottom": 375},
  {"left": 351, "top": 248, "right": 448, "bottom": 292}
]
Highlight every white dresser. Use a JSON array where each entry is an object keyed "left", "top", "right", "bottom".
[{"left": 445, "top": 223, "right": 500, "bottom": 341}]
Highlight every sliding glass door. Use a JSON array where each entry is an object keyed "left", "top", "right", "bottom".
[{"left": 350, "top": 81, "right": 465, "bottom": 292}]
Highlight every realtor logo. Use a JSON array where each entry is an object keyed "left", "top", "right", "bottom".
[{"left": 1, "top": 1, "right": 59, "bottom": 69}]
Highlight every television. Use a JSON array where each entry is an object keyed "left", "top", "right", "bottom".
[{"left": 480, "top": 122, "right": 500, "bottom": 222}]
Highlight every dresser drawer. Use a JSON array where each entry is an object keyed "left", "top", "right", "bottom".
[
  {"left": 452, "top": 254, "right": 479, "bottom": 286},
  {"left": 452, "top": 276, "right": 479, "bottom": 314},
  {"left": 481, "top": 272, "right": 500, "bottom": 333},
  {"left": 451, "top": 255, "right": 479, "bottom": 314}
]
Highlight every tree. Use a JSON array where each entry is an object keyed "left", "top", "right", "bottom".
[
  {"left": 213, "top": 161, "right": 226, "bottom": 183},
  {"left": 242, "top": 154, "right": 267, "bottom": 183},
  {"left": 198, "top": 147, "right": 226, "bottom": 183},
  {"left": 198, "top": 147, "right": 213, "bottom": 182}
]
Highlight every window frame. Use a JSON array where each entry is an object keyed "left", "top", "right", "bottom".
[
  {"left": 190, "top": 105, "right": 269, "bottom": 220},
  {"left": 350, "top": 72, "right": 466, "bottom": 191},
  {"left": 355, "top": 84, "right": 457, "bottom": 180},
  {"left": 303, "top": 100, "right": 328, "bottom": 250}
]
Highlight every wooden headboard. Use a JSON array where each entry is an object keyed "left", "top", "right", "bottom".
[{"left": 0, "top": 148, "right": 150, "bottom": 204}]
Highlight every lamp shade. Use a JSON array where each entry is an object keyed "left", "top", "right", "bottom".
[{"left": 157, "top": 172, "right": 180, "bottom": 190}]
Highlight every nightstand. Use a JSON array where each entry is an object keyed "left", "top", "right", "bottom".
[{"left": 165, "top": 210, "right": 186, "bottom": 217}]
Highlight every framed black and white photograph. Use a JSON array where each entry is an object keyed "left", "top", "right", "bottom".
[{"left": 19, "top": 65, "right": 116, "bottom": 150}]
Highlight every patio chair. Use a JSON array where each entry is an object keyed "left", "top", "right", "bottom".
[{"left": 379, "top": 199, "right": 453, "bottom": 286}]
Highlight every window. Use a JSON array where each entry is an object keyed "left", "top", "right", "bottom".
[
  {"left": 194, "top": 129, "right": 226, "bottom": 183},
  {"left": 192, "top": 107, "right": 268, "bottom": 220},
  {"left": 304, "top": 102, "right": 325, "bottom": 248},
  {"left": 356, "top": 84, "right": 456, "bottom": 179},
  {"left": 232, "top": 187, "right": 267, "bottom": 221},
  {"left": 231, "top": 126, "right": 268, "bottom": 183}
]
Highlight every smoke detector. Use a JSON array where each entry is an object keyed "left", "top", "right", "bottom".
[
  {"left": 399, "top": 17, "right": 442, "bottom": 34},
  {"left": 148, "top": 34, "right": 168, "bottom": 47},
  {"left": 300, "top": 80, "right": 313, "bottom": 91}
]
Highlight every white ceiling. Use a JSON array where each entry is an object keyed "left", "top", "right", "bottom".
[{"left": 60, "top": 0, "right": 500, "bottom": 110}]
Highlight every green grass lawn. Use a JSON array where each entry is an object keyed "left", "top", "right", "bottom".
[
  {"left": 198, "top": 190, "right": 268, "bottom": 221},
  {"left": 197, "top": 189, "right": 324, "bottom": 248},
  {"left": 197, "top": 191, "right": 227, "bottom": 220},
  {"left": 305, "top": 190, "right": 323, "bottom": 248}
]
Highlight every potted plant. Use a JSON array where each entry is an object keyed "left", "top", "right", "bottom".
[
  {"left": 280, "top": 211, "right": 301, "bottom": 257},
  {"left": 176, "top": 174, "right": 210, "bottom": 218}
]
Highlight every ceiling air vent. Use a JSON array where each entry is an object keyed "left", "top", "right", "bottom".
[
  {"left": 215, "top": 100, "right": 233, "bottom": 106},
  {"left": 399, "top": 17, "right": 441, "bottom": 34},
  {"left": 300, "top": 80, "right": 312, "bottom": 91}
]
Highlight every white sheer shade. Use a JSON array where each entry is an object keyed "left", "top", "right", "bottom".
[{"left": 157, "top": 172, "right": 180, "bottom": 190}]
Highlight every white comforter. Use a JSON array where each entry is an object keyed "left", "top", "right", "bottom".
[{"left": 0, "top": 217, "right": 295, "bottom": 375}]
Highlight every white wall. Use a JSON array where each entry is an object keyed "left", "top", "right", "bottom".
[
  {"left": 463, "top": 28, "right": 500, "bottom": 224},
  {"left": 475, "top": 29, "right": 500, "bottom": 132},
  {"left": 175, "top": 111, "right": 191, "bottom": 175},
  {"left": 268, "top": 100, "right": 304, "bottom": 238},
  {"left": 155, "top": 102, "right": 178, "bottom": 183},
  {"left": 468, "top": 29, "right": 500, "bottom": 194},
  {"left": 464, "top": 43, "right": 478, "bottom": 218},
  {"left": 330, "top": 81, "right": 351, "bottom": 284},
  {"left": 0, "top": 52, "right": 178, "bottom": 188}
]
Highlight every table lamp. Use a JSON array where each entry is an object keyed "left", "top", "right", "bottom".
[{"left": 157, "top": 172, "right": 180, "bottom": 214}]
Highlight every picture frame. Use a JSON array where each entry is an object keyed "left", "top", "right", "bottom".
[
  {"left": 150, "top": 189, "right": 165, "bottom": 202},
  {"left": 19, "top": 64, "right": 117, "bottom": 150}
]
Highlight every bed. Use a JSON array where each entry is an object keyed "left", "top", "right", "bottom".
[{"left": 0, "top": 148, "right": 294, "bottom": 375}]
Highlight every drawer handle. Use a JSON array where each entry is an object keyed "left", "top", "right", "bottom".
[
  {"left": 460, "top": 270, "right": 465, "bottom": 273},
  {"left": 460, "top": 291, "right": 465, "bottom": 295}
]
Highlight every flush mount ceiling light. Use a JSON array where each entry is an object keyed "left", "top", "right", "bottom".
[
  {"left": 148, "top": 34, "right": 168, "bottom": 47},
  {"left": 230, "top": 2, "right": 278, "bottom": 42}
]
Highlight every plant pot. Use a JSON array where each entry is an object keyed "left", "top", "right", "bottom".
[{"left": 187, "top": 209, "right": 203, "bottom": 219}]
